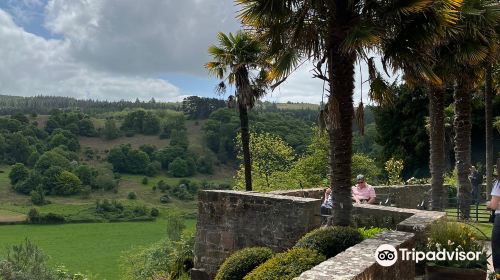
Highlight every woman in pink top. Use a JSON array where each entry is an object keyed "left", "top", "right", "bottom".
[{"left": 352, "top": 174, "right": 376, "bottom": 204}]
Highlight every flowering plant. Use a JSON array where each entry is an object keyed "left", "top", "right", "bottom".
[{"left": 424, "top": 221, "right": 487, "bottom": 269}]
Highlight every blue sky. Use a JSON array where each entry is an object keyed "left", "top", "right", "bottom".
[{"left": 0, "top": 0, "right": 381, "bottom": 104}]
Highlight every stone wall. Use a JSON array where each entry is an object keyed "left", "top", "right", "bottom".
[
  {"left": 295, "top": 231, "right": 416, "bottom": 280},
  {"left": 273, "top": 185, "right": 439, "bottom": 209},
  {"left": 192, "top": 189, "right": 446, "bottom": 280},
  {"left": 192, "top": 190, "right": 321, "bottom": 280}
]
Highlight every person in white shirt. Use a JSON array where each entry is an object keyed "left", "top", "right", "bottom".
[{"left": 486, "top": 158, "right": 500, "bottom": 278}]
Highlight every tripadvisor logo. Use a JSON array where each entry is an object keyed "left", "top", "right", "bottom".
[{"left": 374, "top": 244, "right": 483, "bottom": 267}]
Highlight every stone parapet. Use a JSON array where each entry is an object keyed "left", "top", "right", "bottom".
[{"left": 192, "top": 190, "right": 322, "bottom": 279}]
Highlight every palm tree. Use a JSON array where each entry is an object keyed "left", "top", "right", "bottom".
[
  {"left": 205, "top": 31, "right": 268, "bottom": 191},
  {"left": 385, "top": 0, "right": 498, "bottom": 214},
  {"left": 237, "top": 0, "right": 460, "bottom": 225}
]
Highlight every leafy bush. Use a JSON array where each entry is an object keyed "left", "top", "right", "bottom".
[
  {"left": 160, "top": 195, "right": 171, "bottom": 204},
  {"left": 0, "top": 239, "right": 57, "bottom": 280},
  {"left": 142, "top": 177, "right": 149, "bottom": 185},
  {"left": 385, "top": 157, "right": 404, "bottom": 185},
  {"left": 215, "top": 247, "right": 273, "bottom": 280},
  {"left": 157, "top": 180, "right": 170, "bottom": 192},
  {"left": 30, "top": 188, "right": 46, "bottom": 206},
  {"left": 244, "top": 248, "right": 325, "bottom": 280},
  {"left": 150, "top": 208, "right": 159, "bottom": 217},
  {"left": 294, "top": 226, "right": 363, "bottom": 258},
  {"left": 169, "top": 184, "right": 194, "bottom": 201},
  {"left": 128, "top": 192, "right": 137, "bottom": 200},
  {"left": 357, "top": 227, "right": 387, "bottom": 239},
  {"left": 26, "top": 209, "right": 65, "bottom": 224},
  {"left": 120, "top": 233, "right": 194, "bottom": 280},
  {"left": 424, "top": 221, "right": 488, "bottom": 269},
  {"left": 9, "top": 163, "right": 29, "bottom": 185}
]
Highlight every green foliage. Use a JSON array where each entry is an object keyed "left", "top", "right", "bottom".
[
  {"left": 287, "top": 128, "right": 329, "bottom": 188},
  {"left": 53, "top": 171, "right": 82, "bottom": 195},
  {"left": 165, "top": 213, "right": 186, "bottom": 241},
  {"left": 351, "top": 153, "right": 381, "bottom": 185},
  {"left": 48, "top": 129, "right": 80, "bottom": 151},
  {"left": 30, "top": 187, "right": 46, "bottom": 206},
  {"left": 385, "top": 157, "right": 404, "bottom": 185},
  {"left": 196, "top": 155, "right": 214, "bottom": 174},
  {"left": 235, "top": 132, "right": 295, "bottom": 191},
  {"left": 244, "top": 248, "right": 325, "bottom": 280},
  {"left": 93, "top": 169, "right": 118, "bottom": 191},
  {"left": 26, "top": 208, "right": 65, "bottom": 224},
  {"left": 35, "top": 150, "right": 71, "bottom": 172},
  {"left": 424, "top": 221, "right": 487, "bottom": 269},
  {"left": 357, "top": 227, "right": 388, "bottom": 239},
  {"left": 150, "top": 208, "right": 159, "bottom": 217},
  {"left": 294, "top": 226, "right": 363, "bottom": 258},
  {"left": 142, "top": 177, "right": 149, "bottom": 185},
  {"left": 181, "top": 96, "right": 226, "bottom": 119},
  {"left": 73, "top": 164, "right": 98, "bottom": 186},
  {"left": 45, "top": 110, "right": 96, "bottom": 138},
  {"left": 108, "top": 144, "right": 151, "bottom": 174},
  {"left": 102, "top": 118, "right": 120, "bottom": 140},
  {"left": 121, "top": 109, "right": 160, "bottom": 135},
  {"left": 0, "top": 239, "right": 57, "bottom": 280},
  {"left": 9, "top": 163, "right": 29, "bottom": 185},
  {"left": 13, "top": 171, "right": 42, "bottom": 195},
  {"left": 120, "top": 233, "right": 194, "bottom": 280},
  {"left": 169, "top": 157, "right": 195, "bottom": 177},
  {"left": 215, "top": 247, "right": 273, "bottom": 280},
  {"left": 128, "top": 192, "right": 137, "bottom": 200},
  {"left": 373, "top": 86, "right": 430, "bottom": 178}
]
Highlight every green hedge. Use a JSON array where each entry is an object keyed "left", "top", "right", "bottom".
[
  {"left": 215, "top": 247, "right": 273, "bottom": 280},
  {"left": 244, "top": 248, "right": 324, "bottom": 280},
  {"left": 294, "top": 226, "right": 363, "bottom": 258}
]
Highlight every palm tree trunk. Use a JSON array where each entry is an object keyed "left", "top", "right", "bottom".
[
  {"left": 485, "top": 65, "right": 493, "bottom": 200},
  {"left": 454, "top": 80, "right": 472, "bottom": 219},
  {"left": 429, "top": 87, "right": 446, "bottom": 210},
  {"left": 238, "top": 103, "right": 252, "bottom": 191},
  {"left": 328, "top": 36, "right": 356, "bottom": 226}
]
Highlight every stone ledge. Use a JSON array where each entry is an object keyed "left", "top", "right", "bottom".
[{"left": 295, "top": 231, "right": 416, "bottom": 280}]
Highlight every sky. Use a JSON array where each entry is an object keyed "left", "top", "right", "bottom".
[{"left": 0, "top": 0, "right": 388, "bottom": 104}]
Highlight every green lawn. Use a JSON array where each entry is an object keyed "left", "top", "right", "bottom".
[
  {"left": 445, "top": 206, "right": 493, "bottom": 240},
  {"left": 0, "top": 218, "right": 196, "bottom": 280}
]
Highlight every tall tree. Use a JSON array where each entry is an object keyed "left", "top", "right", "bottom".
[
  {"left": 238, "top": 0, "right": 459, "bottom": 225},
  {"left": 205, "top": 31, "right": 268, "bottom": 191}
]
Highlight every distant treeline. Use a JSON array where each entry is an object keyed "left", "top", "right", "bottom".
[
  {"left": 0, "top": 95, "right": 179, "bottom": 115},
  {"left": 0, "top": 95, "right": 322, "bottom": 123}
]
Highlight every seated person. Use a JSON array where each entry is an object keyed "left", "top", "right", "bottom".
[
  {"left": 321, "top": 188, "right": 333, "bottom": 215},
  {"left": 352, "top": 174, "right": 376, "bottom": 204}
]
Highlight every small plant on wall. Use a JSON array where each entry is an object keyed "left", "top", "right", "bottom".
[{"left": 385, "top": 157, "right": 404, "bottom": 185}]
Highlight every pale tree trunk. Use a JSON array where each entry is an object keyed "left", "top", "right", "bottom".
[
  {"left": 454, "top": 80, "right": 472, "bottom": 219},
  {"left": 485, "top": 65, "right": 493, "bottom": 199},
  {"left": 429, "top": 87, "right": 446, "bottom": 210}
]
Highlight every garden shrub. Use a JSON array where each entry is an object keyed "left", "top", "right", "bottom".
[
  {"left": 215, "top": 247, "right": 273, "bottom": 280},
  {"left": 142, "top": 177, "right": 148, "bottom": 185},
  {"left": 357, "top": 227, "right": 388, "bottom": 239},
  {"left": 244, "top": 248, "right": 324, "bottom": 280},
  {"left": 294, "top": 226, "right": 363, "bottom": 258}
]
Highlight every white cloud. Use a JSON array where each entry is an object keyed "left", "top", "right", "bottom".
[
  {"left": 44, "top": 0, "right": 240, "bottom": 75},
  {"left": 0, "top": 9, "right": 181, "bottom": 101}
]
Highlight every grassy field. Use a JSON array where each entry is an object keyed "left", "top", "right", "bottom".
[{"left": 0, "top": 218, "right": 196, "bottom": 280}]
